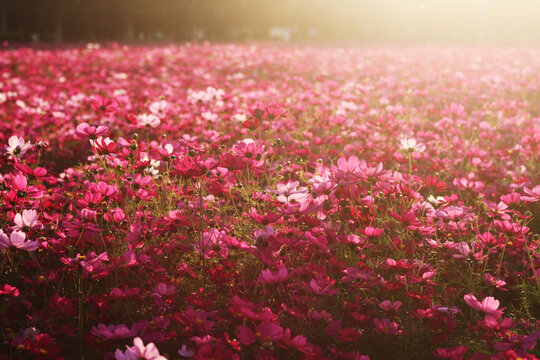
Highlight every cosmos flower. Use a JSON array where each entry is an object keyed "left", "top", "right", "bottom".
[
  {"left": 137, "top": 114, "right": 161, "bottom": 128},
  {"left": 522, "top": 185, "right": 540, "bottom": 202},
  {"left": 0, "top": 229, "right": 38, "bottom": 251},
  {"left": 13, "top": 209, "right": 42, "bottom": 231},
  {"left": 399, "top": 138, "right": 426, "bottom": 153},
  {"left": 5, "top": 135, "right": 32, "bottom": 158},
  {"left": 463, "top": 294, "right": 504, "bottom": 317},
  {"left": 114, "top": 337, "right": 166, "bottom": 360}
]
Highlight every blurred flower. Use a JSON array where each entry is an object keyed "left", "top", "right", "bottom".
[{"left": 399, "top": 138, "right": 426, "bottom": 153}]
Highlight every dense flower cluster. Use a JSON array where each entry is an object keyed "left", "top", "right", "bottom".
[{"left": 0, "top": 44, "right": 539, "bottom": 359}]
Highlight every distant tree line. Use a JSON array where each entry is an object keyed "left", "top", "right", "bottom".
[{"left": 3, "top": 0, "right": 540, "bottom": 44}]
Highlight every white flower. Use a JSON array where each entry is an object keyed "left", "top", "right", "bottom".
[
  {"left": 399, "top": 138, "right": 426, "bottom": 153},
  {"left": 427, "top": 195, "right": 446, "bottom": 206}
]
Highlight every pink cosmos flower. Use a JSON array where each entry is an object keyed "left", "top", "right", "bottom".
[
  {"left": 433, "top": 345, "right": 468, "bottom": 359},
  {"left": 7, "top": 174, "right": 43, "bottom": 199},
  {"left": 154, "top": 282, "right": 176, "bottom": 297},
  {"left": 309, "top": 168, "right": 334, "bottom": 194},
  {"left": 522, "top": 185, "right": 540, "bottom": 202},
  {"left": 237, "top": 322, "right": 283, "bottom": 346},
  {"left": 13, "top": 209, "right": 41, "bottom": 231},
  {"left": 307, "top": 278, "right": 338, "bottom": 295},
  {"left": 232, "top": 138, "right": 265, "bottom": 159},
  {"left": 149, "top": 100, "right": 170, "bottom": 118},
  {"left": 483, "top": 273, "right": 507, "bottom": 290},
  {"left": 363, "top": 226, "right": 383, "bottom": 237},
  {"left": 378, "top": 300, "right": 402, "bottom": 312},
  {"left": 0, "top": 230, "right": 38, "bottom": 251},
  {"left": 114, "top": 337, "right": 166, "bottom": 360},
  {"left": 0, "top": 284, "right": 19, "bottom": 297},
  {"left": 90, "top": 95, "right": 118, "bottom": 114},
  {"left": 91, "top": 136, "right": 116, "bottom": 154},
  {"left": 137, "top": 114, "right": 161, "bottom": 128},
  {"left": 399, "top": 138, "right": 426, "bottom": 153},
  {"left": 373, "top": 318, "right": 401, "bottom": 335},
  {"left": 270, "top": 180, "right": 309, "bottom": 202},
  {"left": 178, "top": 344, "right": 196, "bottom": 358},
  {"left": 5, "top": 135, "right": 32, "bottom": 158},
  {"left": 442, "top": 102, "right": 466, "bottom": 118},
  {"left": 259, "top": 265, "right": 289, "bottom": 284},
  {"left": 330, "top": 156, "right": 366, "bottom": 186},
  {"left": 453, "top": 177, "right": 485, "bottom": 193},
  {"left": 75, "top": 122, "right": 109, "bottom": 139},
  {"left": 463, "top": 294, "right": 504, "bottom": 317},
  {"left": 91, "top": 324, "right": 135, "bottom": 341}
]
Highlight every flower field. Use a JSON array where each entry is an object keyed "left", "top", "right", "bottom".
[{"left": 0, "top": 43, "right": 539, "bottom": 359}]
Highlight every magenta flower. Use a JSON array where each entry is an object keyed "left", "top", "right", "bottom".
[
  {"left": 90, "top": 324, "right": 135, "bottom": 341},
  {"left": 258, "top": 265, "right": 289, "bottom": 284},
  {"left": 373, "top": 318, "right": 401, "bottom": 335},
  {"left": 307, "top": 278, "right": 338, "bottom": 295},
  {"left": 114, "top": 337, "right": 166, "bottom": 360},
  {"left": 378, "top": 300, "right": 402, "bottom": 312},
  {"left": 0, "top": 229, "right": 38, "bottom": 251},
  {"left": 90, "top": 95, "right": 118, "bottom": 114},
  {"left": 433, "top": 345, "right": 468, "bottom": 359},
  {"left": 75, "top": 122, "right": 109, "bottom": 139},
  {"left": 237, "top": 322, "right": 283, "bottom": 346},
  {"left": 363, "top": 226, "right": 383, "bottom": 237},
  {"left": 463, "top": 294, "right": 504, "bottom": 317}
]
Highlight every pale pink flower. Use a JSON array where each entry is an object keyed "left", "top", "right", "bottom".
[
  {"left": 0, "top": 230, "right": 38, "bottom": 251},
  {"left": 5, "top": 135, "right": 32, "bottom": 158},
  {"left": 114, "top": 337, "right": 166, "bottom": 360},
  {"left": 13, "top": 209, "right": 41, "bottom": 231},
  {"left": 149, "top": 100, "right": 170, "bottom": 118},
  {"left": 399, "top": 138, "right": 426, "bottom": 153},
  {"left": 522, "top": 185, "right": 540, "bottom": 202},
  {"left": 463, "top": 294, "right": 504, "bottom": 317},
  {"left": 137, "top": 114, "right": 161, "bottom": 128}
]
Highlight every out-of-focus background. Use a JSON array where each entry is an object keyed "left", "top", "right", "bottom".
[{"left": 2, "top": 0, "right": 540, "bottom": 44}]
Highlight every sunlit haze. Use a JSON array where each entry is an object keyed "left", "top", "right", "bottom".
[{"left": 4, "top": 0, "right": 540, "bottom": 43}]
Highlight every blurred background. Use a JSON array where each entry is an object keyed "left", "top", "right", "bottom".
[{"left": 3, "top": 0, "right": 540, "bottom": 45}]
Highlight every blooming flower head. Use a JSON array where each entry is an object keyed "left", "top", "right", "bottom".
[
  {"left": 399, "top": 138, "right": 426, "bottom": 153},
  {"left": 522, "top": 185, "right": 540, "bottom": 202},
  {"left": 114, "top": 337, "right": 166, "bottom": 360},
  {"left": 0, "top": 229, "right": 38, "bottom": 251},
  {"left": 90, "top": 95, "right": 118, "bottom": 114},
  {"left": 149, "top": 100, "right": 170, "bottom": 118},
  {"left": 137, "top": 114, "right": 161, "bottom": 128},
  {"left": 75, "top": 122, "right": 109, "bottom": 139},
  {"left": 463, "top": 294, "right": 504, "bottom": 317},
  {"left": 14, "top": 209, "right": 41, "bottom": 232},
  {"left": 5, "top": 135, "right": 32, "bottom": 158}
]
